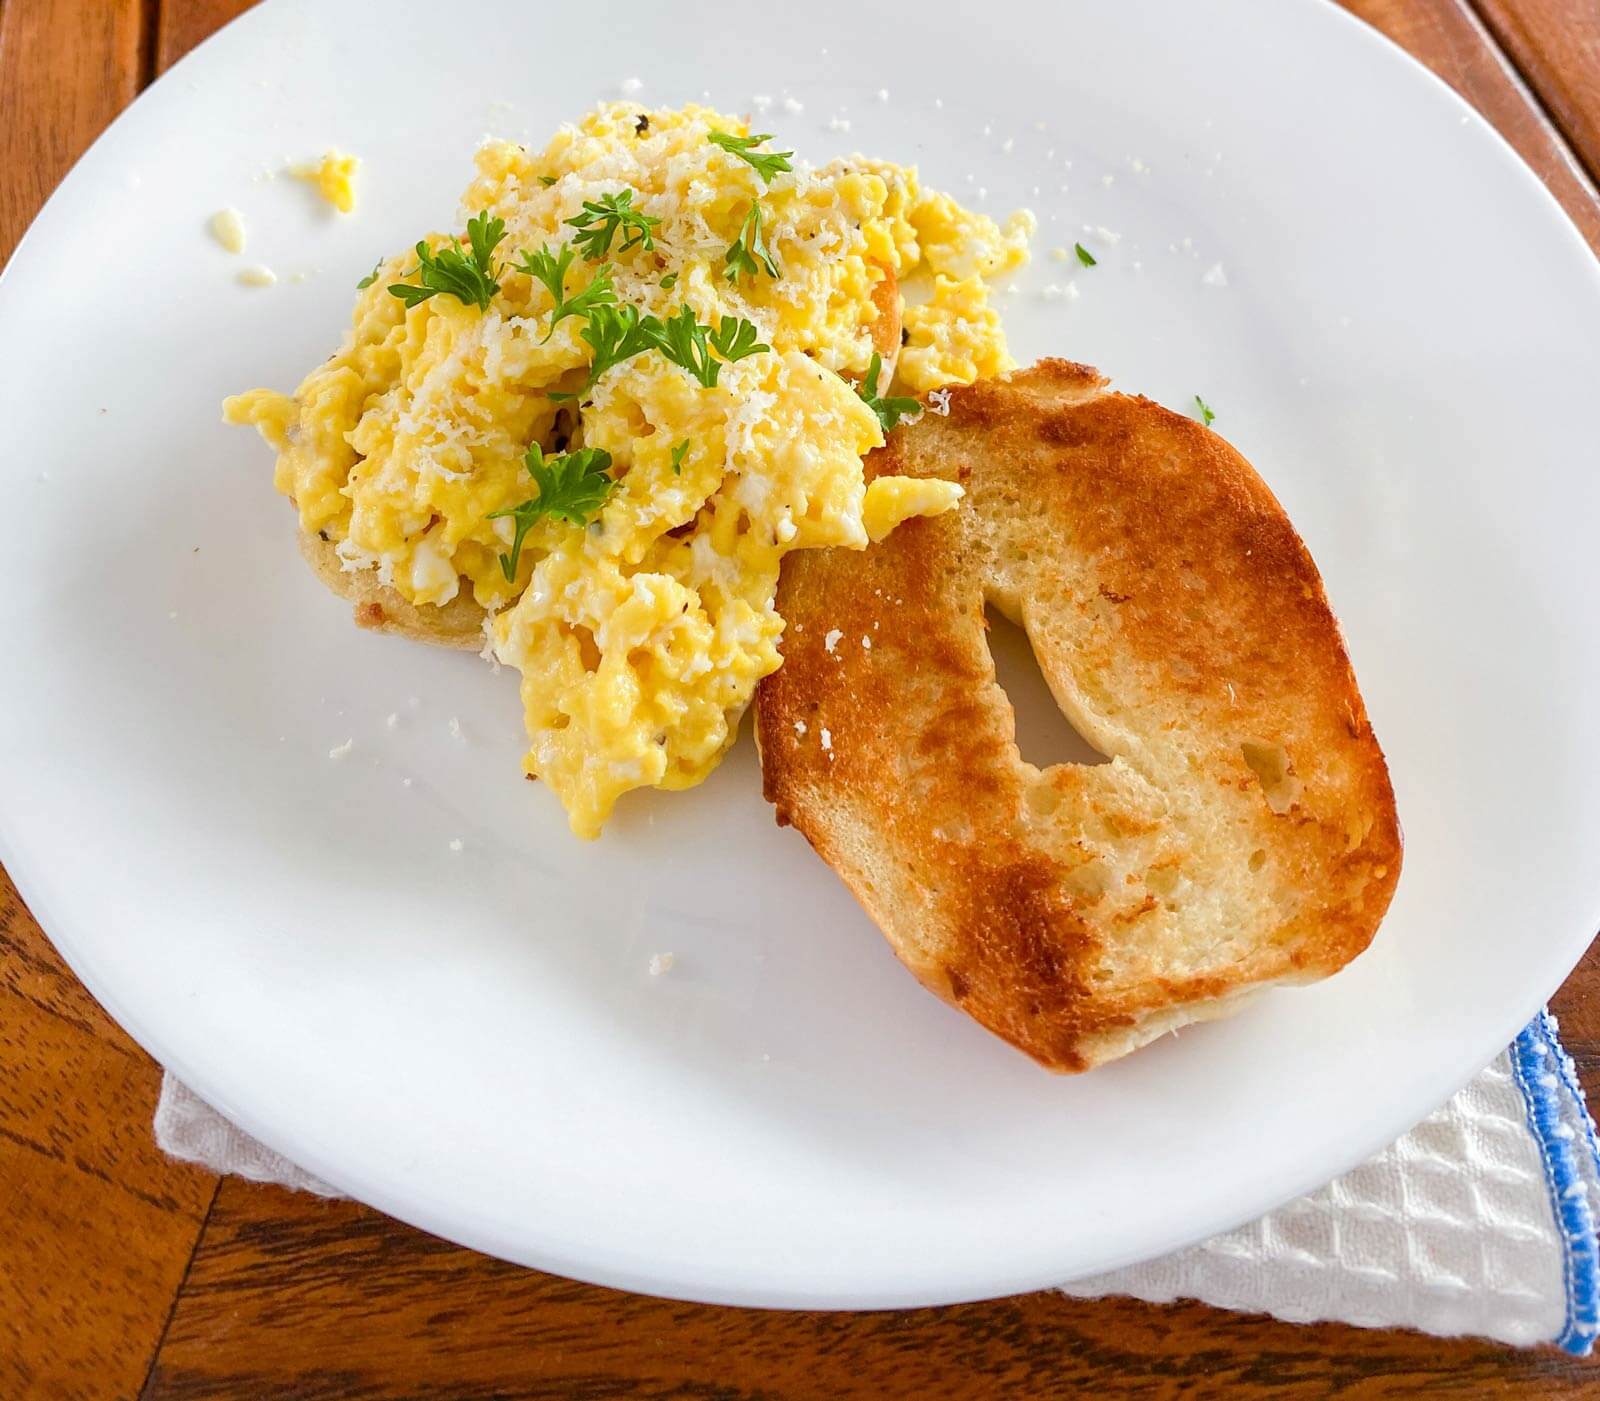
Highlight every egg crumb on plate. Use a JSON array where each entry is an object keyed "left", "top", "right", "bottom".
[
  {"left": 210, "top": 207, "right": 246, "bottom": 253},
  {"left": 225, "top": 103, "right": 1031, "bottom": 837},
  {"left": 294, "top": 149, "right": 360, "bottom": 213}
]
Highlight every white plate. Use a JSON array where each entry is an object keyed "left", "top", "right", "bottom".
[{"left": 3, "top": 0, "right": 1598, "bottom": 1308}]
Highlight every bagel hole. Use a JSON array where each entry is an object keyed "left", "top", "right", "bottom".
[{"left": 984, "top": 604, "right": 1107, "bottom": 770}]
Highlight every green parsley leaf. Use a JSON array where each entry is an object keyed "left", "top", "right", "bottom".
[
  {"left": 387, "top": 211, "right": 506, "bottom": 311},
  {"left": 1194, "top": 394, "right": 1215, "bottom": 427},
  {"left": 659, "top": 272, "right": 678, "bottom": 289},
  {"left": 488, "top": 444, "right": 617, "bottom": 580},
  {"left": 356, "top": 258, "right": 383, "bottom": 289},
  {"left": 565, "top": 189, "right": 660, "bottom": 260},
  {"left": 1074, "top": 242, "right": 1097, "bottom": 268},
  {"left": 724, "top": 202, "right": 779, "bottom": 282},
  {"left": 513, "top": 243, "right": 617, "bottom": 341},
  {"left": 538, "top": 175, "right": 559, "bottom": 187},
  {"left": 857, "top": 351, "right": 923, "bottom": 435},
  {"left": 708, "top": 130, "right": 795, "bottom": 185},
  {"left": 670, "top": 439, "right": 689, "bottom": 475},
  {"left": 580, "top": 303, "right": 662, "bottom": 384},
  {"left": 651, "top": 305, "right": 719, "bottom": 387},
  {"left": 465, "top": 210, "right": 505, "bottom": 273},
  {"left": 709, "top": 315, "right": 769, "bottom": 364}
]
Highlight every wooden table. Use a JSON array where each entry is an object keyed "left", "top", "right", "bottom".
[{"left": 2, "top": 0, "right": 1598, "bottom": 1394}]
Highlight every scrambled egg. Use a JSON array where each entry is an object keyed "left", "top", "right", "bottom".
[
  {"left": 227, "top": 104, "right": 1030, "bottom": 837},
  {"left": 295, "top": 150, "right": 360, "bottom": 213},
  {"left": 210, "top": 207, "right": 247, "bottom": 254}
]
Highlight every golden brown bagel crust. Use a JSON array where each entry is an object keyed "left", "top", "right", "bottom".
[
  {"left": 756, "top": 360, "right": 1401, "bottom": 1072},
  {"left": 298, "top": 529, "right": 486, "bottom": 650}
]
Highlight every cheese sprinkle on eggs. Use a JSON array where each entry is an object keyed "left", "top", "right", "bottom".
[{"left": 225, "top": 104, "right": 1031, "bottom": 837}]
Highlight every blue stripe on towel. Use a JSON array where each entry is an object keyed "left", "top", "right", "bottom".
[{"left": 1510, "top": 1012, "right": 1600, "bottom": 1355}]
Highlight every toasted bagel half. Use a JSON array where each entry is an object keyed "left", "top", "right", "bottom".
[
  {"left": 755, "top": 360, "right": 1401, "bottom": 1072},
  {"left": 298, "top": 529, "right": 487, "bottom": 651}
]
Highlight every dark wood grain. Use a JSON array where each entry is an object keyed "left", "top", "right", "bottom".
[
  {"left": 1475, "top": 0, "right": 1600, "bottom": 191},
  {"left": 0, "top": 990, "right": 217, "bottom": 1400},
  {"left": 138, "top": 1180, "right": 1600, "bottom": 1401},
  {"left": 154, "top": 0, "right": 250, "bottom": 72},
  {"left": 0, "top": 0, "right": 153, "bottom": 264},
  {"left": 1, "top": 866, "right": 144, "bottom": 1057},
  {"left": 1344, "top": 0, "right": 1600, "bottom": 250},
  {"left": 0, "top": 0, "right": 1598, "bottom": 1396}
]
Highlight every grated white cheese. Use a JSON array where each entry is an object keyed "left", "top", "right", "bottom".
[
  {"left": 752, "top": 93, "right": 773, "bottom": 111},
  {"left": 329, "top": 738, "right": 353, "bottom": 760},
  {"left": 448, "top": 715, "right": 463, "bottom": 740},
  {"left": 824, "top": 628, "right": 843, "bottom": 653},
  {"left": 385, "top": 713, "right": 400, "bottom": 730},
  {"left": 827, "top": 116, "right": 851, "bottom": 133},
  {"left": 927, "top": 388, "right": 953, "bottom": 416},
  {"left": 1040, "top": 282, "right": 1079, "bottom": 302},
  {"left": 820, "top": 728, "right": 833, "bottom": 753},
  {"left": 619, "top": 76, "right": 643, "bottom": 95},
  {"left": 794, "top": 720, "right": 807, "bottom": 736},
  {"left": 861, "top": 636, "right": 872, "bottom": 650},
  {"left": 448, "top": 838, "right": 464, "bottom": 852},
  {"left": 782, "top": 96, "right": 804, "bottom": 115},
  {"left": 649, "top": 952, "right": 675, "bottom": 976},
  {"left": 877, "top": 88, "right": 890, "bottom": 103},
  {"left": 238, "top": 264, "right": 276, "bottom": 287},
  {"left": 1202, "top": 262, "right": 1229, "bottom": 287}
]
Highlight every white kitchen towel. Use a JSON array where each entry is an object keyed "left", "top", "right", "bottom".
[{"left": 154, "top": 1008, "right": 1600, "bottom": 1353}]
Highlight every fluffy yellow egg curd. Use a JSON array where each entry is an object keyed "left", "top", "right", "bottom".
[{"left": 226, "top": 103, "right": 1031, "bottom": 837}]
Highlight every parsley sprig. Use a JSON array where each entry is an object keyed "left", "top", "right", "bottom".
[
  {"left": 356, "top": 258, "right": 383, "bottom": 289},
  {"left": 513, "top": 243, "right": 617, "bottom": 340},
  {"left": 725, "top": 203, "right": 779, "bottom": 282},
  {"left": 709, "top": 315, "right": 768, "bottom": 365},
  {"left": 1194, "top": 394, "right": 1216, "bottom": 427},
  {"left": 566, "top": 303, "right": 769, "bottom": 391},
  {"left": 652, "top": 308, "right": 770, "bottom": 388},
  {"left": 670, "top": 440, "right": 690, "bottom": 475},
  {"left": 856, "top": 352, "right": 922, "bottom": 435},
  {"left": 1074, "top": 242, "right": 1097, "bottom": 268},
  {"left": 566, "top": 189, "right": 660, "bottom": 260},
  {"left": 389, "top": 211, "right": 506, "bottom": 311},
  {"left": 489, "top": 444, "right": 617, "bottom": 580},
  {"left": 653, "top": 306, "right": 720, "bottom": 387},
  {"left": 708, "top": 131, "right": 794, "bottom": 185},
  {"left": 580, "top": 304, "right": 661, "bottom": 385}
]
